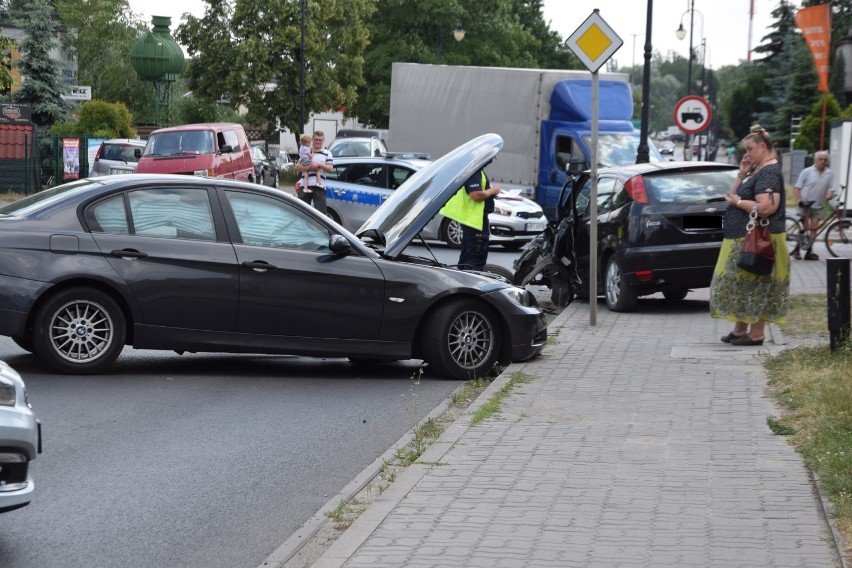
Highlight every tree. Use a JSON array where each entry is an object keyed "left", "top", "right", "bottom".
[
  {"left": 0, "top": 35, "right": 13, "bottom": 93},
  {"left": 51, "top": 99, "right": 135, "bottom": 138},
  {"left": 349, "top": 0, "right": 581, "bottom": 128},
  {"left": 795, "top": 92, "right": 850, "bottom": 152},
  {"left": 753, "top": 0, "right": 798, "bottom": 64},
  {"left": 177, "top": 0, "right": 376, "bottom": 141},
  {"left": 56, "top": 0, "right": 151, "bottom": 124},
  {"left": 11, "top": 0, "right": 69, "bottom": 126}
]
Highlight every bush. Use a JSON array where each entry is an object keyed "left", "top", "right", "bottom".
[{"left": 51, "top": 100, "right": 135, "bottom": 139}]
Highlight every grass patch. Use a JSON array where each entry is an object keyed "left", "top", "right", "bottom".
[
  {"left": 471, "top": 371, "right": 533, "bottom": 425},
  {"left": 765, "top": 294, "right": 852, "bottom": 546},
  {"left": 779, "top": 294, "right": 832, "bottom": 338}
]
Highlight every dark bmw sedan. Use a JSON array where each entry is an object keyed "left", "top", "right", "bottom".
[
  {"left": 563, "top": 161, "right": 738, "bottom": 311},
  {"left": 0, "top": 135, "right": 546, "bottom": 379}
]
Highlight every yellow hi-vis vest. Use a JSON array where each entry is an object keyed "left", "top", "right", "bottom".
[{"left": 439, "top": 172, "right": 487, "bottom": 231}]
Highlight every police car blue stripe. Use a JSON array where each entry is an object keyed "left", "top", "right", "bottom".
[{"left": 326, "top": 185, "right": 384, "bottom": 207}]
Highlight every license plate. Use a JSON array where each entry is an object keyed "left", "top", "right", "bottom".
[
  {"left": 109, "top": 168, "right": 131, "bottom": 175},
  {"left": 526, "top": 222, "right": 545, "bottom": 232}
]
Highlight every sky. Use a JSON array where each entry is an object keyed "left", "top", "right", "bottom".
[{"left": 127, "top": 0, "right": 785, "bottom": 69}]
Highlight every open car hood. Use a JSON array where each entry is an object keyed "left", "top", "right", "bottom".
[{"left": 357, "top": 134, "right": 503, "bottom": 259}]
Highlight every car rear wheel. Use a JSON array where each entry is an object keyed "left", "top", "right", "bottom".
[
  {"left": 604, "top": 257, "right": 637, "bottom": 312},
  {"left": 32, "top": 287, "right": 126, "bottom": 374},
  {"left": 440, "top": 218, "right": 463, "bottom": 248},
  {"left": 422, "top": 300, "right": 501, "bottom": 380}
]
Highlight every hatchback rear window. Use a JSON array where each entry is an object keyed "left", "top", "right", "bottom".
[
  {"left": 644, "top": 170, "right": 737, "bottom": 204},
  {"left": 102, "top": 143, "right": 142, "bottom": 163}
]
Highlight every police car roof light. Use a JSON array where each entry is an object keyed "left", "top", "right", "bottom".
[{"left": 384, "top": 151, "right": 431, "bottom": 160}]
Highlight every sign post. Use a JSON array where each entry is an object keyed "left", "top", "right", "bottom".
[{"left": 565, "top": 9, "right": 622, "bottom": 326}]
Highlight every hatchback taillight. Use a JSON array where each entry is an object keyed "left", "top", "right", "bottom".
[
  {"left": 623, "top": 175, "right": 648, "bottom": 204},
  {"left": 93, "top": 143, "right": 104, "bottom": 162}
]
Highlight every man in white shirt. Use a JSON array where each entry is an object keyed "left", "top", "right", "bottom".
[
  {"left": 295, "top": 131, "right": 333, "bottom": 214},
  {"left": 792, "top": 151, "right": 835, "bottom": 260}
]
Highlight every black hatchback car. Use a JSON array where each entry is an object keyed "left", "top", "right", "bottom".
[{"left": 560, "top": 161, "right": 738, "bottom": 311}]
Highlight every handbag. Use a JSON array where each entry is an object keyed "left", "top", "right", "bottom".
[{"left": 736, "top": 206, "right": 775, "bottom": 276}]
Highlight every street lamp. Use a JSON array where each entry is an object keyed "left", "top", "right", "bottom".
[
  {"left": 675, "top": 0, "right": 704, "bottom": 97},
  {"left": 435, "top": 22, "right": 465, "bottom": 64}
]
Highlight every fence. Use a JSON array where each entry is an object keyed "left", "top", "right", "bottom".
[{"left": 0, "top": 131, "right": 91, "bottom": 195}]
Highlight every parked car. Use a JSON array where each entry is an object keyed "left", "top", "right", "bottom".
[
  {"left": 89, "top": 138, "right": 147, "bottom": 177},
  {"left": 320, "top": 153, "right": 547, "bottom": 250},
  {"left": 554, "top": 161, "right": 738, "bottom": 311},
  {"left": 136, "top": 123, "right": 254, "bottom": 182},
  {"left": 250, "top": 145, "right": 279, "bottom": 188},
  {"left": 327, "top": 136, "right": 387, "bottom": 158},
  {"left": 277, "top": 151, "right": 294, "bottom": 172},
  {"left": 0, "top": 360, "right": 40, "bottom": 513},
  {"left": 0, "top": 134, "right": 546, "bottom": 379},
  {"left": 658, "top": 140, "right": 675, "bottom": 156}
]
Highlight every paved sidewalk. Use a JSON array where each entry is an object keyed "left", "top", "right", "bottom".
[{"left": 310, "top": 255, "right": 847, "bottom": 568}]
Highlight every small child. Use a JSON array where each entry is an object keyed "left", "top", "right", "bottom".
[{"left": 298, "top": 133, "right": 313, "bottom": 194}]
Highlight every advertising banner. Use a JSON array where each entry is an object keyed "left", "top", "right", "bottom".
[
  {"left": 63, "top": 138, "right": 80, "bottom": 180},
  {"left": 794, "top": 4, "right": 832, "bottom": 92}
]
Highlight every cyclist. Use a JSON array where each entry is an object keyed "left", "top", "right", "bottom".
[{"left": 792, "top": 151, "right": 835, "bottom": 260}]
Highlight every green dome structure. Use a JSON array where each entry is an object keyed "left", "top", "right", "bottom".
[{"left": 130, "top": 16, "right": 185, "bottom": 126}]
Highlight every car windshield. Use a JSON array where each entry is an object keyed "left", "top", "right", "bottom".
[
  {"left": 583, "top": 134, "right": 663, "bottom": 166},
  {"left": 144, "top": 131, "right": 215, "bottom": 156},
  {"left": 0, "top": 179, "right": 100, "bottom": 216},
  {"left": 644, "top": 170, "right": 737, "bottom": 204},
  {"left": 329, "top": 140, "right": 371, "bottom": 157}
]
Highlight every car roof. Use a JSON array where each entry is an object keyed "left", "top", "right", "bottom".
[
  {"left": 149, "top": 123, "right": 242, "bottom": 133},
  {"left": 102, "top": 138, "right": 147, "bottom": 146},
  {"left": 333, "top": 156, "right": 432, "bottom": 168},
  {"left": 597, "top": 161, "right": 737, "bottom": 177}
]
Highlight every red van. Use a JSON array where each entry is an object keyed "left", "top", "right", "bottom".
[{"left": 135, "top": 123, "right": 254, "bottom": 181}]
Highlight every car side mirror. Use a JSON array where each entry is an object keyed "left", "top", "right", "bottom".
[
  {"left": 567, "top": 158, "right": 588, "bottom": 176},
  {"left": 329, "top": 234, "right": 351, "bottom": 255},
  {"left": 220, "top": 144, "right": 233, "bottom": 153},
  {"left": 134, "top": 148, "right": 142, "bottom": 159}
]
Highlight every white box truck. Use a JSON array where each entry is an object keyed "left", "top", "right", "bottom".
[{"left": 829, "top": 119, "right": 852, "bottom": 217}]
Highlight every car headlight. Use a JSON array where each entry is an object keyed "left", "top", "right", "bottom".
[
  {"left": 0, "top": 377, "right": 15, "bottom": 406},
  {"left": 500, "top": 286, "right": 536, "bottom": 308},
  {"left": 493, "top": 205, "right": 512, "bottom": 217}
]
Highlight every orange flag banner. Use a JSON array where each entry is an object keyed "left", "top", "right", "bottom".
[{"left": 795, "top": 4, "right": 832, "bottom": 92}]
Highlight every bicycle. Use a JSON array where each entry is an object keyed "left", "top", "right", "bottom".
[{"left": 785, "top": 194, "right": 851, "bottom": 258}]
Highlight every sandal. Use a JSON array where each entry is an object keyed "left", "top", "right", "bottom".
[
  {"left": 731, "top": 335, "right": 764, "bottom": 346},
  {"left": 721, "top": 332, "right": 745, "bottom": 343}
]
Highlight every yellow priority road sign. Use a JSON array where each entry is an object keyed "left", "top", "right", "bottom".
[{"left": 565, "top": 10, "right": 623, "bottom": 73}]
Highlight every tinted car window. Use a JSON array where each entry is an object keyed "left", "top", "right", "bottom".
[
  {"left": 645, "top": 170, "right": 736, "bottom": 204},
  {"left": 102, "top": 143, "right": 141, "bottom": 162},
  {"left": 127, "top": 187, "right": 215, "bottom": 241},
  {"left": 89, "top": 195, "right": 129, "bottom": 234},
  {"left": 225, "top": 191, "right": 330, "bottom": 250}
]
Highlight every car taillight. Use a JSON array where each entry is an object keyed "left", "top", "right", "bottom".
[
  {"left": 624, "top": 175, "right": 648, "bottom": 204},
  {"left": 93, "top": 143, "right": 104, "bottom": 162},
  {"left": 634, "top": 269, "right": 653, "bottom": 281}
]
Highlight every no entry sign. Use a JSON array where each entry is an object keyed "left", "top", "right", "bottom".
[{"left": 673, "top": 96, "right": 712, "bottom": 134}]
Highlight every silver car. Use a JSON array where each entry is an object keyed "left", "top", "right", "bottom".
[
  {"left": 89, "top": 138, "right": 147, "bottom": 177},
  {"left": 323, "top": 154, "right": 547, "bottom": 249},
  {"left": 0, "top": 360, "right": 40, "bottom": 513}
]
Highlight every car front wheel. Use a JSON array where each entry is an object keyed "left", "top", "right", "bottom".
[
  {"left": 604, "top": 257, "right": 637, "bottom": 312},
  {"left": 32, "top": 287, "right": 126, "bottom": 374},
  {"left": 422, "top": 300, "right": 501, "bottom": 380}
]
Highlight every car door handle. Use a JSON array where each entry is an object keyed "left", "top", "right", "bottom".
[
  {"left": 332, "top": 188, "right": 346, "bottom": 195},
  {"left": 110, "top": 249, "right": 148, "bottom": 259},
  {"left": 242, "top": 260, "right": 277, "bottom": 271}
]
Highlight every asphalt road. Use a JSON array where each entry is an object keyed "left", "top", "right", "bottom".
[
  {"left": 0, "top": 242, "right": 529, "bottom": 568},
  {"left": 0, "top": 340, "right": 461, "bottom": 568}
]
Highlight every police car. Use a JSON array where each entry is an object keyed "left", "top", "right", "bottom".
[{"left": 318, "top": 153, "right": 546, "bottom": 249}]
